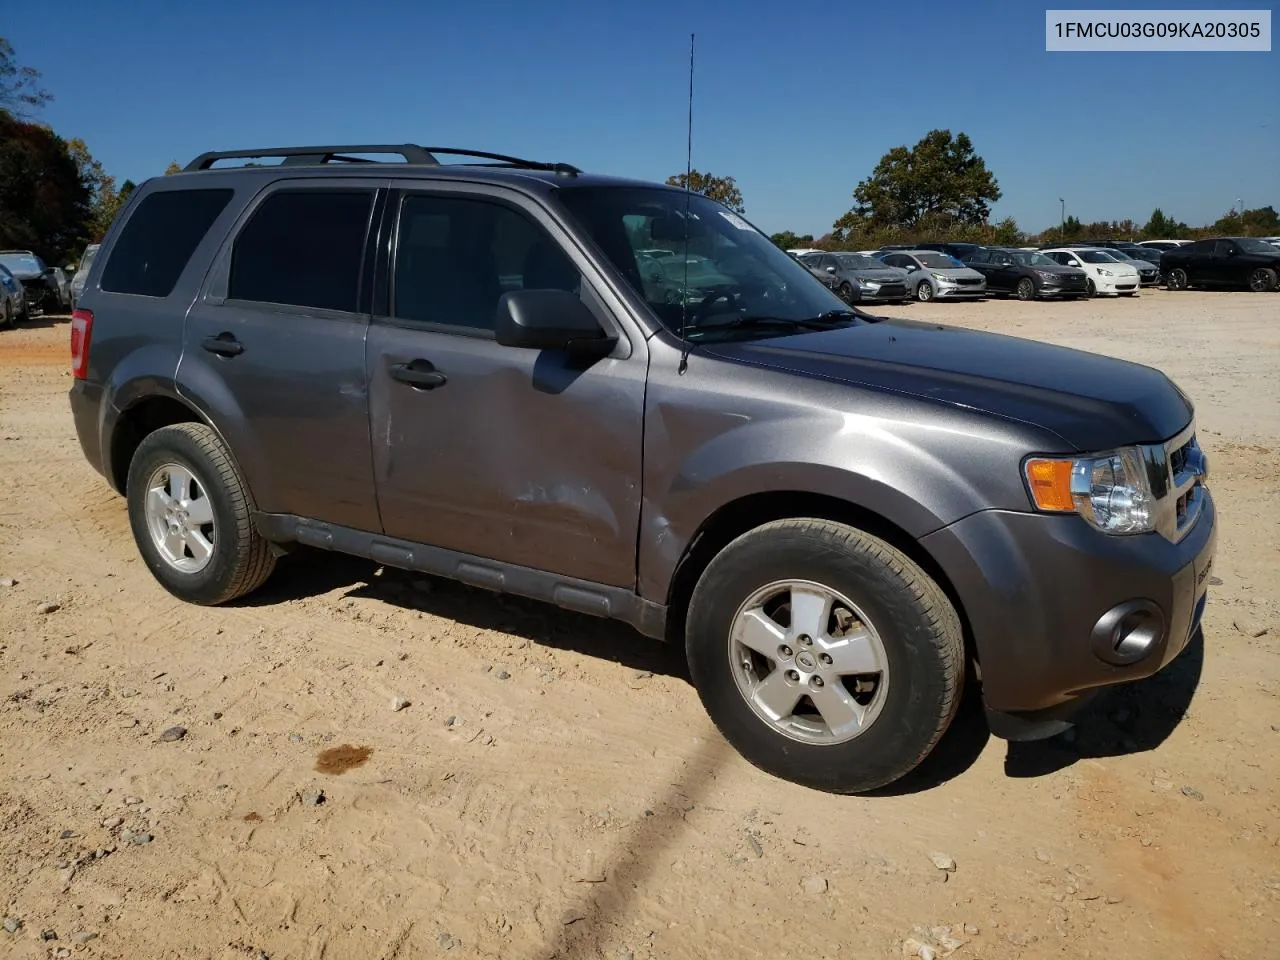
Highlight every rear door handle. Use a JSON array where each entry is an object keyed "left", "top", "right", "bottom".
[
  {"left": 390, "top": 360, "right": 447, "bottom": 390},
  {"left": 202, "top": 333, "right": 244, "bottom": 357}
]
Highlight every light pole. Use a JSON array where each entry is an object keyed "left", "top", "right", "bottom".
[
  {"left": 1236, "top": 197, "right": 1243, "bottom": 216},
  {"left": 1059, "top": 198, "right": 1065, "bottom": 242}
]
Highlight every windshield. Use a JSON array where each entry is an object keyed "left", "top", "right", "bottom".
[
  {"left": 915, "top": 253, "right": 960, "bottom": 269},
  {"left": 0, "top": 252, "right": 44, "bottom": 275},
  {"left": 836, "top": 254, "right": 885, "bottom": 270},
  {"left": 1236, "top": 238, "right": 1277, "bottom": 254},
  {"left": 1078, "top": 250, "right": 1120, "bottom": 264},
  {"left": 1008, "top": 251, "right": 1057, "bottom": 267},
  {"left": 556, "top": 187, "right": 852, "bottom": 340}
]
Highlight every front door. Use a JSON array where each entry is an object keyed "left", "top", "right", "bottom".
[
  {"left": 366, "top": 186, "right": 647, "bottom": 588},
  {"left": 179, "top": 181, "right": 383, "bottom": 532}
]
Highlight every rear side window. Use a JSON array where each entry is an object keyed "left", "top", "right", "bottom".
[
  {"left": 229, "top": 190, "right": 373, "bottom": 312},
  {"left": 100, "top": 189, "right": 233, "bottom": 297}
]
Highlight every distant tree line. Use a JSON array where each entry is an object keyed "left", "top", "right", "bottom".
[{"left": 0, "top": 37, "right": 142, "bottom": 267}]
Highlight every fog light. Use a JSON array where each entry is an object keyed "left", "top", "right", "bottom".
[{"left": 1091, "top": 600, "right": 1165, "bottom": 666}]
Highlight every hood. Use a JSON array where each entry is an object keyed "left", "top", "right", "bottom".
[
  {"left": 924, "top": 267, "right": 985, "bottom": 280},
  {"left": 702, "top": 317, "right": 1192, "bottom": 450}
]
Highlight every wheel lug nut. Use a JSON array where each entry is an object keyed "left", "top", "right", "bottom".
[
  {"left": 797, "top": 634, "right": 813, "bottom": 646},
  {"left": 819, "top": 653, "right": 833, "bottom": 666},
  {"left": 809, "top": 676, "right": 824, "bottom": 688},
  {"left": 778, "top": 645, "right": 793, "bottom": 658},
  {"left": 785, "top": 670, "right": 800, "bottom": 683}
]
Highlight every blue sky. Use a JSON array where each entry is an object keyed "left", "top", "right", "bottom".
[{"left": 10, "top": 0, "right": 1278, "bottom": 236}]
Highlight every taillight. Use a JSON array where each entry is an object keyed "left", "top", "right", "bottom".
[{"left": 70, "top": 308, "right": 93, "bottom": 380}]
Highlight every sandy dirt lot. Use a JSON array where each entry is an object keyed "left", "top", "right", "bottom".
[{"left": 1, "top": 290, "right": 1278, "bottom": 960}]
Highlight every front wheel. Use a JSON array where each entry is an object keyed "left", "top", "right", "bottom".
[
  {"left": 1086, "top": 278, "right": 1097, "bottom": 297},
  {"left": 1167, "top": 268, "right": 1189, "bottom": 291},
  {"left": 1015, "top": 277, "right": 1036, "bottom": 301},
  {"left": 685, "top": 519, "right": 964, "bottom": 794},
  {"left": 837, "top": 281, "right": 854, "bottom": 303},
  {"left": 1249, "top": 267, "right": 1277, "bottom": 292},
  {"left": 1, "top": 298, "right": 12, "bottom": 329},
  {"left": 127, "top": 422, "right": 276, "bottom": 605},
  {"left": 915, "top": 280, "right": 935, "bottom": 302}
]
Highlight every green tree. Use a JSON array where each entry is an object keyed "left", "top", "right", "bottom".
[
  {"left": 665, "top": 170, "right": 745, "bottom": 213},
  {"left": 164, "top": 161, "right": 182, "bottom": 175},
  {"left": 833, "top": 130, "right": 1001, "bottom": 239},
  {"left": 1142, "top": 208, "right": 1183, "bottom": 238},
  {"left": 0, "top": 37, "right": 51, "bottom": 118},
  {"left": 0, "top": 113, "right": 92, "bottom": 263},
  {"left": 770, "top": 231, "right": 814, "bottom": 250},
  {"left": 68, "top": 138, "right": 130, "bottom": 242}
]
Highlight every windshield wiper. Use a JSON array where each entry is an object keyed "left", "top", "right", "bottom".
[{"left": 692, "top": 310, "right": 859, "bottom": 333}]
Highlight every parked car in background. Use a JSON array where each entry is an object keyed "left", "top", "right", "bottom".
[
  {"left": 1161, "top": 237, "right": 1280, "bottom": 292},
  {"left": 70, "top": 243, "right": 101, "bottom": 307},
  {"left": 964, "top": 247, "right": 1088, "bottom": 300},
  {"left": 800, "top": 252, "right": 910, "bottom": 304},
  {"left": 875, "top": 250, "right": 986, "bottom": 301},
  {"left": 786, "top": 247, "right": 823, "bottom": 257},
  {"left": 1261, "top": 236, "right": 1280, "bottom": 250},
  {"left": 0, "top": 250, "right": 67, "bottom": 315},
  {"left": 1040, "top": 247, "right": 1140, "bottom": 296},
  {"left": 1137, "top": 240, "right": 1188, "bottom": 252},
  {"left": 0, "top": 264, "right": 23, "bottom": 327},
  {"left": 1092, "top": 247, "right": 1161, "bottom": 286}
]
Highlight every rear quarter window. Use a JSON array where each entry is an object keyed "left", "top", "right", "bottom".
[{"left": 100, "top": 189, "right": 234, "bottom": 297}]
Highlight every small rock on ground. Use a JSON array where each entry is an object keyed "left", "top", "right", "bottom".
[
  {"left": 157, "top": 725, "right": 187, "bottom": 742},
  {"left": 1181, "top": 785, "right": 1205, "bottom": 801},
  {"left": 0, "top": 577, "right": 16, "bottom": 587},
  {"left": 391, "top": 695, "right": 410, "bottom": 712},
  {"left": 3, "top": 918, "right": 21, "bottom": 934},
  {"left": 301, "top": 790, "right": 325, "bottom": 807},
  {"left": 963, "top": 923, "right": 980, "bottom": 935},
  {"left": 438, "top": 931, "right": 459, "bottom": 949},
  {"left": 127, "top": 832, "right": 153, "bottom": 845},
  {"left": 36, "top": 601, "right": 60, "bottom": 615},
  {"left": 929, "top": 852, "right": 957, "bottom": 872},
  {"left": 1035, "top": 849, "right": 1052, "bottom": 863},
  {"left": 800, "top": 875, "right": 828, "bottom": 895},
  {"left": 901, "top": 938, "right": 936, "bottom": 959},
  {"left": 73, "top": 931, "right": 98, "bottom": 943},
  {"left": 495, "top": 669, "right": 511, "bottom": 681}
]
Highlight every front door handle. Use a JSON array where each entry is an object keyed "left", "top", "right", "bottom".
[
  {"left": 202, "top": 333, "right": 244, "bottom": 357},
  {"left": 390, "top": 360, "right": 447, "bottom": 390}
]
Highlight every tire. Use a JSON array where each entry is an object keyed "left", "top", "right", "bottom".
[
  {"left": 1120, "top": 291, "right": 1137, "bottom": 297},
  {"left": 1015, "top": 277, "right": 1036, "bottom": 301},
  {"left": 1, "top": 298, "right": 12, "bottom": 329},
  {"left": 915, "top": 280, "right": 934, "bottom": 302},
  {"left": 1167, "top": 268, "right": 1188, "bottom": 291},
  {"left": 1248, "top": 267, "right": 1277, "bottom": 292},
  {"left": 1086, "top": 278, "right": 1097, "bottom": 297},
  {"left": 127, "top": 422, "right": 276, "bottom": 605},
  {"left": 685, "top": 518, "right": 964, "bottom": 794},
  {"left": 837, "top": 281, "right": 854, "bottom": 303}
]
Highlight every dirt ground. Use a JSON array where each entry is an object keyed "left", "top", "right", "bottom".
[{"left": 1, "top": 290, "right": 1277, "bottom": 960}]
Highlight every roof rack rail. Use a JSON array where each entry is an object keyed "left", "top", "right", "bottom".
[{"left": 183, "top": 144, "right": 580, "bottom": 176}]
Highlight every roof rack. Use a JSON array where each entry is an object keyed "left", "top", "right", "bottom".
[{"left": 183, "top": 144, "right": 580, "bottom": 176}]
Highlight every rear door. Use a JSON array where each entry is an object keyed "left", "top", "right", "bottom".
[
  {"left": 965, "top": 248, "right": 999, "bottom": 287},
  {"left": 365, "top": 183, "right": 647, "bottom": 587},
  {"left": 1210, "top": 239, "right": 1239, "bottom": 285},
  {"left": 178, "top": 179, "right": 383, "bottom": 532}
]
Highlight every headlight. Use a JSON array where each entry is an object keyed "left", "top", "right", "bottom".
[
  {"left": 935, "top": 274, "right": 957, "bottom": 284},
  {"left": 1034, "top": 270, "right": 1058, "bottom": 281},
  {"left": 1024, "top": 448, "right": 1156, "bottom": 534},
  {"left": 858, "top": 279, "right": 881, "bottom": 288},
  {"left": 1097, "top": 269, "right": 1113, "bottom": 277}
]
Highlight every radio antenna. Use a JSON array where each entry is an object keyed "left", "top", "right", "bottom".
[{"left": 677, "top": 32, "right": 695, "bottom": 375}]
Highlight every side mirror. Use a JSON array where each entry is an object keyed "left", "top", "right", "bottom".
[
  {"left": 825, "top": 266, "right": 837, "bottom": 274},
  {"left": 495, "top": 289, "right": 615, "bottom": 358},
  {"left": 905, "top": 264, "right": 918, "bottom": 272}
]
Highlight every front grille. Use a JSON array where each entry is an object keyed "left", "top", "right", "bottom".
[
  {"left": 1153, "top": 430, "right": 1206, "bottom": 543},
  {"left": 953, "top": 277, "right": 982, "bottom": 286},
  {"left": 876, "top": 284, "right": 907, "bottom": 297},
  {"left": 1061, "top": 276, "right": 1086, "bottom": 289}
]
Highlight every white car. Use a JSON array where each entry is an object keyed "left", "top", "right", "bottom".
[
  {"left": 786, "top": 248, "right": 823, "bottom": 257},
  {"left": 1137, "top": 239, "right": 1188, "bottom": 251},
  {"left": 1040, "top": 247, "right": 1140, "bottom": 296}
]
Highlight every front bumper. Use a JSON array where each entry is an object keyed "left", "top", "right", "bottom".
[
  {"left": 920, "top": 491, "right": 1216, "bottom": 729},
  {"left": 854, "top": 283, "right": 909, "bottom": 302},
  {"left": 933, "top": 282, "right": 986, "bottom": 299}
]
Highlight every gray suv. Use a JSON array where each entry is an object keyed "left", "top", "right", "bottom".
[{"left": 68, "top": 144, "right": 1216, "bottom": 794}]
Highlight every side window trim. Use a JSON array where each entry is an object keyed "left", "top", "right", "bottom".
[
  {"left": 200, "top": 177, "right": 387, "bottom": 322},
  {"left": 376, "top": 183, "right": 632, "bottom": 359}
]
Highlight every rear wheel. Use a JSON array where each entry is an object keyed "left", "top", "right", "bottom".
[
  {"left": 1167, "top": 268, "right": 1189, "bottom": 291},
  {"left": 685, "top": 519, "right": 964, "bottom": 794},
  {"left": 127, "top": 422, "right": 276, "bottom": 605},
  {"left": 915, "top": 280, "right": 935, "bottom": 302},
  {"left": 1248, "top": 267, "right": 1277, "bottom": 292},
  {"left": 1015, "top": 277, "right": 1036, "bottom": 301}
]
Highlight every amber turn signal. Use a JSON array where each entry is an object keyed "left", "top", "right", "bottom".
[{"left": 1024, "top": 458, "right": 1076, "bottom": 512}]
